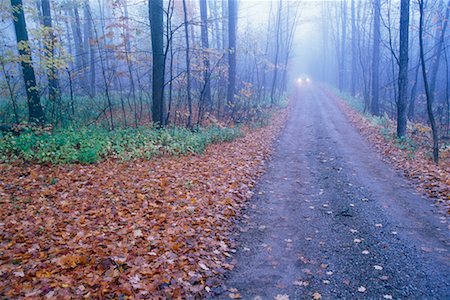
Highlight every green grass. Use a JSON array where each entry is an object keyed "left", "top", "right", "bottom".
[{"left": 0, "top": 125, "right": 243, "bottom": 164}]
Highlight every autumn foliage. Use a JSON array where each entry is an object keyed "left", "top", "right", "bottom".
[{"left": 0, "top": 111, "right": 287, "bottom": 298}]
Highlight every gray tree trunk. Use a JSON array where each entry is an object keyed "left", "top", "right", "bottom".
[
  {"left": 371, "top": 0, "right": 381, "bottom": 116},
  {"left": 397, "top": 0, "right": 410, "bottom": 138},
  {"left": 227, "top": 0, "right": 237, "bottom": 111}
]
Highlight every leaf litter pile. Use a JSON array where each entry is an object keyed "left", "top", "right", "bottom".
[
  {"left": 0, "top": 112, "right": 287, "bottom": 298},
  {"left": 329, "top": 90, "right": 450, "bottom": 209}
]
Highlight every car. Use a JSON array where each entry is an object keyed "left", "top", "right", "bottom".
[{"left": 297, "top": 76, "right": 311, "bottom": 84}]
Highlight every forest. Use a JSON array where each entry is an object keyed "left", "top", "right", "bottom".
[{"left": 0, "top": 0, "right": 449, "bottom": 299}]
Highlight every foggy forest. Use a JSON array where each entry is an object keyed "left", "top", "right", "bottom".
[{"left": 0, "top": 0, "right": 449, "bottom": 299}]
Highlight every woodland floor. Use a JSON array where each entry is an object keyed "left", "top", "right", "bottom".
[{"left": 217, "top": 85, "right": 450, "bottom": 299}]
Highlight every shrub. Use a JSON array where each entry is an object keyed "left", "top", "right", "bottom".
[{"left": 0, "top": 125, "right": 243, "bottom": 164}]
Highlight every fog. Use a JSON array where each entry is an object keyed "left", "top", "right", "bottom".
[{"left": 0, "top": 0, "right": 449, "bottom": 139}]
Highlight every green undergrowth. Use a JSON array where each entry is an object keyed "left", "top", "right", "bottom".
[{"left": 0, "top": 125, "right": 243, "bottom": 164}]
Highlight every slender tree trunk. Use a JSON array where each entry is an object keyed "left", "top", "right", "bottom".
[
  {"left": 351, "top": 0, "right": 357, "bottom": 96},
  {"left": 397, "top": 0, "right": 410, "bottom": 138},
  {"left": 182, "top": 0, "right": 193, "bottom": 128},
  {"left": 149, "top": 0, "right": 165, "bottom": 126},
  {"left": 199, "top": 0, "right": 211, "bottom": 123},
  {"left": 408, "top": 60, "right": 421, "bottom": 120},
  {"left": 371, "top": 0, "right": 381, "bottom": 115},
  {"left": 11, "top": 0, "right": 45, "bottom": 124},
  {"left": 227, "top": 0, "right": 237, "bottom": 113},
  {"left": 419, "top": 0, "right": 439, "bottom": 164},
  {"left": 270, "top": 0, "right": 282, "bottom": 105},
  {"left": 339, "top": 0, "right": 347, "bottom": 92},
  {"left": 41, "top": 0, "right": 61, "bottom": 124},
  {"left": 0, "top": 60, "right": 20, "bottom": 124},
  {"left": 84, "top": 0, "right": 96, "bottom": 97},
  {"left": 429, "top": 0, "right": 450, "bottom": 95},
  {"left": 75, "top": 7, "right": 87, "bottom": 89}
]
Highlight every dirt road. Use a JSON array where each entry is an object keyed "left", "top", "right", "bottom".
[{"left": 216, "top": 85, "right": 450, "bottom": 299}]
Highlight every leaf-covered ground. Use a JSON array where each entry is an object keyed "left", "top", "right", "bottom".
[
  {"left": 0, "top": 112, "right": 287, "bottom": 298},
  {"left": 328, "top": 90, "right": 450, "bottom": 209}
]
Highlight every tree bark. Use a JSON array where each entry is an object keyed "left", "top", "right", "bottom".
[
  {"left": 270, "top": 0, "right": 282, "bottom": 105},
  {"left": 41, "top": 0, "right": 61, "bottom": 123},
  {"left": 371, "top": 0, "right": 381, "bottom": 116},
  {"left": 11, "top": 0, "right": 45, "bottom": 124},
  {"left": 227, "top": 0, "right": 237, "bottom": 112},
  {"left": 199, "top": 0, "right": 211, "bottom": 120},
  {"left": 397, "top": 0, "right": 410, "bottom": 138},
  {"left": 419, "top": 0, "right": 439, "bottom": 164},
  {"left": 83, "top": 0, "right": 96, "bottom": 97},
  {"left": 182, "top": 0, "right": 193, "bottom": 128},
  {"left": 351, "top": 0, "right": 357, "bottom": 96},
  {"left": 149, "top": 0, "right": 165, "bottom": 126}
]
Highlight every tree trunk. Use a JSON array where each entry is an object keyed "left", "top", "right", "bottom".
[
  {"left": 199, "top": 0, "right": 211, "bottom": 122},
  {"left": 149, "top": 0, "right": 165, "bottom": 126},
  {"left": 182, "top": 0, "right": 193, "bottom": 128},
  {"left": 419, "top": 0, "right": 439, "bottom": 164},
  {"left": 397, "top": 0, "right": 410, "bottom": 138},
  {"left": 11, "top": 0, "right": 45, "bottom": 124},
  {"left": 84, "top": 0, "right": 96, "bottom": 97},
  {"left": 429, "top": 0, "right": 450, "bottom": 95},
  {"left": 371, "top": 0, "right": 381, "bottom": 116},
  {"left": 41, "top": 0, "right": 61, "bottom": 124},
  {"left": 351, "top": 0, "right": 357, "bottom": 96},
  {"left": 270, "top": 0, "right": 282, "bottom": 105},
  {"left": 339, "top": 0, "right": 347, "bottom": 92},
  {"left": 227, "top": 0, "right": 237, "bottom": 112}
]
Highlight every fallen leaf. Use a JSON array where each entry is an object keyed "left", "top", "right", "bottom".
[
  {"left": 358, "top": 286, "right": 366, "bottom": 292},
  {"left": 293, "top": 280, "right": 309, "bottom": 287},
  {"left": 133, "top": 229, "right": 143, "bottom": 238},
  {"left": 274, "top": 294, "right": 289, "bottom": 300}
]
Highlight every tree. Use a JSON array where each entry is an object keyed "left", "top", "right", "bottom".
[
  {"left": 270, "top": 0, "right": 282, "bottom": 105},
  {"left": 371, "top": 0, "right": 381, "bottom": 116},
  {"left": 397, "top": 0, "right": 410, "bottom": 138},
  {"left": 339, "top": 0, "right": 347, "bottom": 92},
  {"left": 83, "top": 0, "right": 95, "bottom": 97},
  {"left": 41, "top": 0, "right": 61, "bottom": 123},
  {"left": 351, "top": 0, "right": 357, "bottom": 96},
  {"left": 149, "top": 0, "right": 165, "bottom": 126},
  {"left": 11, "top": 0, "right": 45, "bottom": 124},
  {"left": 227, "top": 0, "right": 237, "bottom": 112},
  {"left": 199, "top": 0, "right": 211, "bottom": 122},
  {"left": 182, "top": 0, "right": 193, "bottom": 128},
  {"left": 419, "top": 0, "right": 439, "bottom": 164}
]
